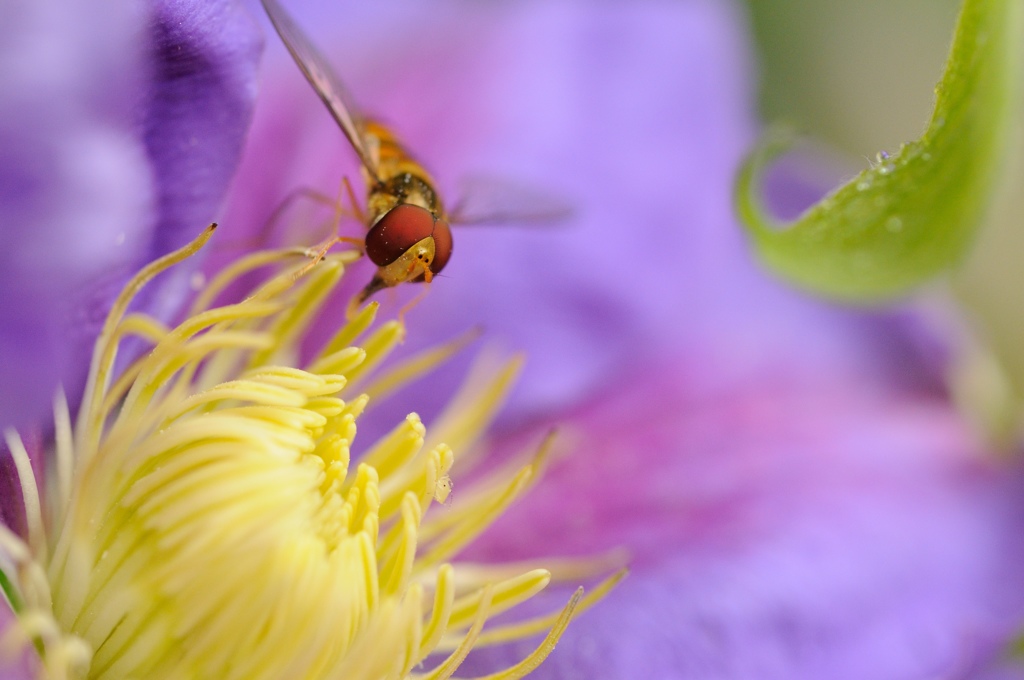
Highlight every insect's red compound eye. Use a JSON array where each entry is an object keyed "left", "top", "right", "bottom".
[
  {"left": 429, "top": 219, "right": 453, "bottom": 274},
  {"left": 365, "top": 205, "right": 435, "bottom": 266}
]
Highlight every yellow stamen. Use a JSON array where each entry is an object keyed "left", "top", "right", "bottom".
[
  {"left": 470, "top": 569, "right": 628, "bottom": 648},
  {"left": 4, "top": 430, "right": 45, "bottom": 561},
  {"left": 0, "top": 228, "right": 621, "bottom": 679},
  {"left": 360, "top": 326, "right": 482, "bottom": 405}
]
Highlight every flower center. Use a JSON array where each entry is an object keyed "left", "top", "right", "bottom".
[{"left": 0, "top": 228, "right": 622, "bottom": 679}]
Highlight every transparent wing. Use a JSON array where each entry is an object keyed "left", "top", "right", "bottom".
[
  {"left": 450, "top": 174, "right": 574, "bottom": 227},
  {"left": 261, "top": 0, "right": 380, "bottom": 182}
]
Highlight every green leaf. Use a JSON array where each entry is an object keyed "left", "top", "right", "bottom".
[{"left": 736, "top": 0, "right": 1023, "bottom": 302}]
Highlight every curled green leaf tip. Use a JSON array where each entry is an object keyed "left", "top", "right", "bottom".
[{"left": 736, "top": 0, "right": 1022, "bottom": 302}]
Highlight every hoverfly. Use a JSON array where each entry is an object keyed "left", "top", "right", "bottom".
[{"left": 261, "top": 0, "right": 454, "bottom": 306}]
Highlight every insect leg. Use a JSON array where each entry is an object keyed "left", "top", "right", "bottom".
[
  {"left": 301, "top": 174, "right": 368, "bottom": 263},
  {"left": 342, "top": 176, "right": 368, "bottom": 225},
  {"left": 262, "top": 186, "right": 342, "bottom": 247}
]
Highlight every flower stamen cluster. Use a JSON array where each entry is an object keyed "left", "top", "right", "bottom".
[{"left": 0, "top": 226, "right": 621, "bottom": 679}]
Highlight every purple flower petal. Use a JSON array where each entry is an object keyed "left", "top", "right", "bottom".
[
  {"left": 0, "top": 0, "right": 150, "bottom": 432},
  {"left": 142, "top": 0, "right": 262, "bottom": 259},
  {"left": 462, "top": 358, "right": 1024, "bottom": 678},
  {"left": 0, "top": 0, "right": 261, "bottom": 431}
]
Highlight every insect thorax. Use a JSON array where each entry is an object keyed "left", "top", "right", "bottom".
[{"left": 367, "top": 171, "right": 443, "bottom": 225}]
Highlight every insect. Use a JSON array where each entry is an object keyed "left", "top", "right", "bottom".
[{"left": 262, "top": 0, "right": 453, "bottom": 305}]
